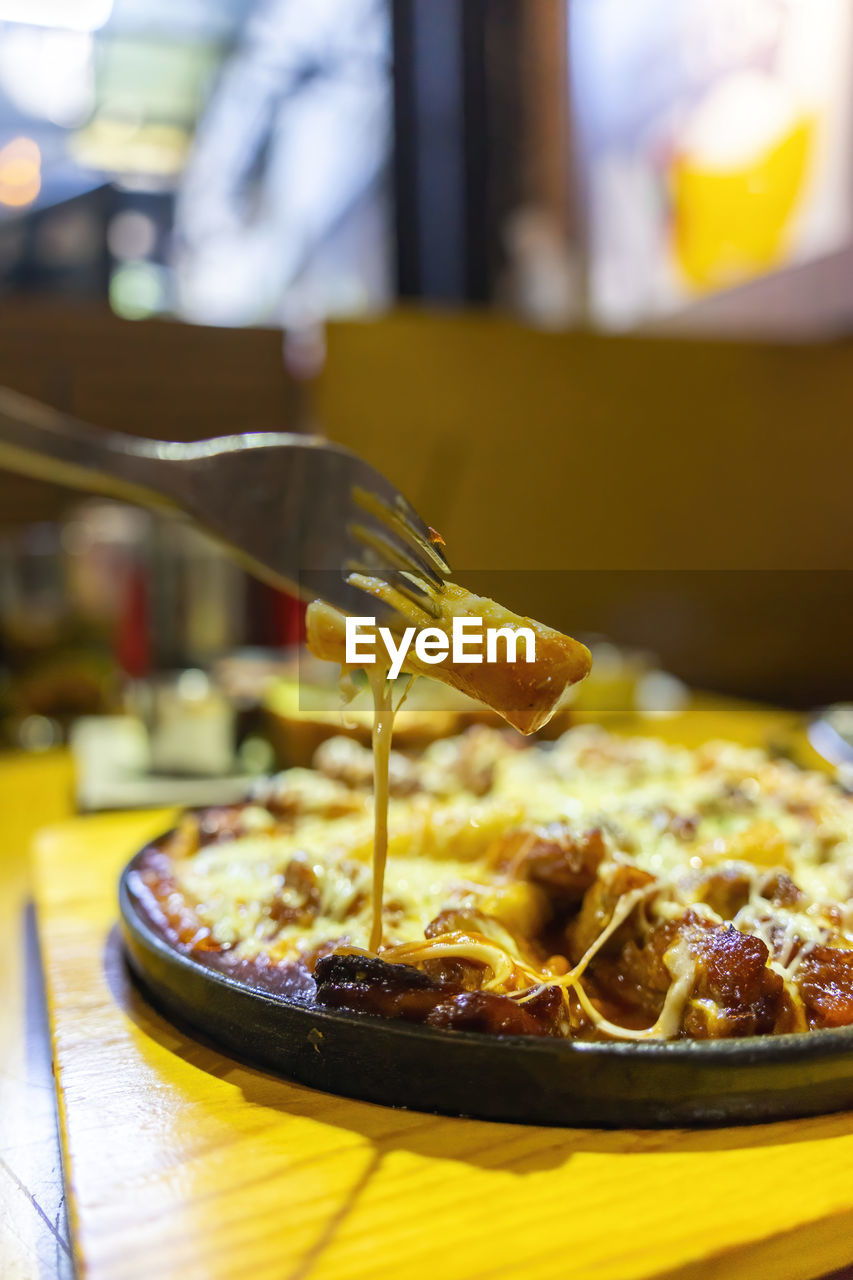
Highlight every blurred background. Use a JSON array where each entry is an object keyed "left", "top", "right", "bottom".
[{"left": 0, "top": 0, "right": 852, "bottom": 799}]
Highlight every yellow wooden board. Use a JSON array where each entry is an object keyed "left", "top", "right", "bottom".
[
  {"left": 0, "top": 751, "right": 75, "bottom": 1280},
  {"left": 32, "top": 710, "right": 853, "bottom": 1280}
]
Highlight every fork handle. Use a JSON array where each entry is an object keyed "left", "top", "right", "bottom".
[{"left": 0, "top": 386, "right": 181, "bottom": 511}]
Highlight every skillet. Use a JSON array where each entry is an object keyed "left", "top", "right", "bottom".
[{"left": 120, "top": 833, "right": 853, "bottom": 1129}]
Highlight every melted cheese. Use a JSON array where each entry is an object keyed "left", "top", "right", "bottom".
[
  {"left": 173, "top": 724, "right": 853, "bottom": 1040},
  {"left": 365, "top": 664, "right": 394, "bottom": 951}
]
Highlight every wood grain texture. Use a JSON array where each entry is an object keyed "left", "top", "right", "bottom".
[
  {"left": 31, "top": 712, "right": 853, "bottom": 1280},
  {"left": 0, "top": 751, "right": 75, "bottom": 1279}
]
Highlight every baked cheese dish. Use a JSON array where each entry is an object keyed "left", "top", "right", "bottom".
[{"left": 128, "top": 724, "right": 853, "bottom": 1041}]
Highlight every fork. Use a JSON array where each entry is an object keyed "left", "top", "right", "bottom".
[{"left": 0, "top": 387, "right": 450, "bottom": 621}]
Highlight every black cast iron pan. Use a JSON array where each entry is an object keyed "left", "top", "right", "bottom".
[{"left": 119, "top": 841, "right": 853, "bottom": 1129}]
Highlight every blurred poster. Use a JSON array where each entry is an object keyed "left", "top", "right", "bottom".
[
  {"left": 172, "top": 0, "right": 392, "bottom": 330},
  {"left": 571, "top": 0, "right": 853, "bottom": 327}
]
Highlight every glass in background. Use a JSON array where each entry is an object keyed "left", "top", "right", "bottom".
[
  {"left": 570, "top": 0, "right": 853, "bottom": 329},
  {"left": 0, "top": 503, "right": 133, "bottom": 747},
  {"left": 0, "top": 500, "right": 249, "bottom": 743}
]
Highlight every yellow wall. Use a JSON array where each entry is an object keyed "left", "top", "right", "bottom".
[{"left": 318, "top": 311, "right": 853, "bottom": 703}]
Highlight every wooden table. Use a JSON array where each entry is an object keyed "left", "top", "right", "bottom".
[
  {"left": 8, "top": 708, "right": 853, "bottom": 1278},
  {"left": 0, "top": 751, "right": 75, "bottom": 1279}
]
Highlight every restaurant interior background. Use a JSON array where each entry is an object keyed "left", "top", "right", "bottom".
[{"left": 0, "top": 0, "right": 852, "bottom": 803}]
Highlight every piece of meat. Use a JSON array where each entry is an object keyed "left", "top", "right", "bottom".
[
  {"left": 679, "top": 923, "right": 783, "bottom": 1037},
  {"left": 420, "top": 957, "right": 486, "bottom": 990},
  {"left": 589, "top": 919, "right": 682, "bottom": 1021},
  {"left": 652, "top": 807, "right": 699, "bottom": 841},
  {"left": 588, "top": 912, "right": 784, "bottom": 1037},
  {"left": 314, "top": 954, "right": 460, "bottom": 1022},
  {"left": 690, "top": 866, "right": 752, "bottom": 919},
  {"left": 759, "top": 870, "right": 804, "bottom": 909},
  {"left": 421, "top": 910, "right": 492, "bottom": 989},
  {"left": 424, "top": 908, "right": 484, "bottom": 940},
  {"left": 797, "top": 945, "right": 853, "bottom": 1028},
  {"left": 513, "top": 825, "right": 608, "bottom": 912},
  {"left": 269, "top": 853, "right": 323, "bottom": 930},
  {"left": 451, "top": 726, "right": 521, "bottom": 796},
  {"left": 772, "top": 985, "right": 809, "bottom": 1034},
  {"left": 196, "top": 806, "right": 252, "bottom": 846},
  {"left": 426, "top": 985, "right": 566, "bottom": 1037},
  {"left": 421, "top": 906, "right": 547, "bottom": 987},
  {"left": 313, "top": 953, "right": 562, "bottom": 1036},
  {"left": 567, "top": 865, "right": 656, "bottom": 961}
]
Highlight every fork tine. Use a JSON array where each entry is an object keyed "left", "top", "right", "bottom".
[
  {"left": 344, "top": 566, "right": 442, "bottom": 619},
  {"left": 391, "top": 501, "right": 451, "bottom": 575},
  {"left": 347, "top": 570, "right": 437, "bottom": 627},
  {"left": 349, "top": 519, "right": 447, "bottom": 591},
  {"left": 350, "top": 486, "right": 451, "bottom": 580}
]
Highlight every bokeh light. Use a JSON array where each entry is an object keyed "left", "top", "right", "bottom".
[
  {"left": 109, "top": 259, "right": 168, "bottom": 319},
  {"left": 0, "top": 136, "right": 41, "bottom": 208},
  {"left": 107, "top": 210, "right": 157, "bottom": 260}
]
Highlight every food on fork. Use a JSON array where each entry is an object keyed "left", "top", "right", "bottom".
[{"left": 305, "top": 577, "right": 592, "bottom": 736}]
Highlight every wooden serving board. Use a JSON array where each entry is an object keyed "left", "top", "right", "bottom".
[{"left": 33, "top": 711, "right": 853, "bottom": 1280}]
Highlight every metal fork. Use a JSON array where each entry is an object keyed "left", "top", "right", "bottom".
[{"left": 0, "top": 387, "right": 450, "bottom": 621}]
